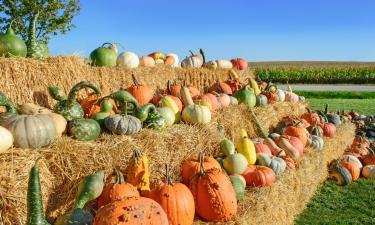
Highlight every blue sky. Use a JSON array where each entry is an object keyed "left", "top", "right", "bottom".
[{"left": 49, "top": 0, "right": 375, "bottom": 61}]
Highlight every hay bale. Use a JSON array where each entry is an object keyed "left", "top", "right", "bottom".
[
  {"left": 0, "top": 102, "right": 309, "bottom": 224},
  {"left": 0, "top": 57, "right": 254, "bottom": 107}
]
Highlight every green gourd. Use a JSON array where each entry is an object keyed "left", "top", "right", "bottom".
[
  {"left": 0, "top": 25, "right": 27, "bottom": 57},
  {"left": 144, "top": 110, "right": 166, "bottom": 130},
  {"left": 0, "top": 92, "right": 18, "bottom": 123},
  {"left": 91, "top": 98, "right": 113, "bottom": 128},
  {"left": 133, "top": 103, "right": 158, "bottom": 122},
  {"left": 27, "top": 161, "right": 50, "bottom": 225},
  {"left": 223, "top": 153, "right": 248, "bottom": 175},
  {"left": 48, "top": 86, "right": 67, "bottom": 101},
  {"left": 229, "top": 175, "right": 245, "bottom": 201},
  {"left": 68, "top": 119, "right": 101, "bottom": 141},
  {"left": 52, "top": 81, "right": 101, "bottom": 121},
  {"left": 234, "top": 86, "right": 256, "bottom": 108},
  {"left": 90, "top": 43, "right": 117, "bottom": 67},
  {"left": 156, "top": 107, "right": 175, "bottom": 126},
  {"left": 55, "top": 171, "right": 105, "bottom": 225},
  {"left": 33, "top": 42, "right": 49, "bottom": 60},
  {"left": 54, "top": 208, "right": 93, "bottom": 225},
  {"left": 218, "top": 124, "right": 235, "bottom": 156}
]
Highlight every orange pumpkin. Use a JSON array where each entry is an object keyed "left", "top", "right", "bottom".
[
  {"left": 189, "top": 155, "right": 237, "bottom": 222},
  {"left": 93, "top": 197, "right": 169, "bottom": 225},
  {"left": 351, "top": 136, "right": 370, "bottom": 149},
  {"left": 283, "top": 156, "right": 296, "bottom": 169},
  {"left": 78, "top": 94, "right": 117, "bottom": 117},
  {"left": 286, "top": 135, "right": 305, "bottom": 155},
  {"left": 127, "top": 74, "right": 154, "bottom": 105},
  {"left": 149, "top": 165, "right": 195, "bottom": 225},
  {"left": 97, "top": 169, "right": 139, "bottom": 208},
  {"left": 199, "top": 93, "right": 220, "bottom": 111},
  {"left": 168, "top": 80, "right": 182, "bottom": 97},
  {"left": 284, "top": 125, "right": 309, "bottom": 147},
  {"left": 242, "top": 165, "right": 276, "bottom": 187},
  {"left": 362, "top": 153, "right": 375, "bottom": 166},
  {"left": 208, "top": 81, "right": 233, "bottom": 95},
  {"left": 181, "top": 151, "right": 221, "bottom": 185},
  {"left": 253, "top": 138, "right": 272, "bottom": 155},
  {"left": 340, "top": 160, "right": 360, "bottom": 181}
]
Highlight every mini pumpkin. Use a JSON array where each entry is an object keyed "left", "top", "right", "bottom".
[
  {"left": 208, "top": 81, "right": 233, "bottom": 95},
  {"left": 0, "top": 126, "right": 13, "bottom": 153},
  {"left": 104, "top": 107, "right": 142, "bottom": 135},
  {"left": 362, "top": 165, "right": 375, "bottom": 178},
  {"left": 242, "top": 165, "right": 276, "bottom": 187},
  {"left": 181, "top": 86, "right": 211, "bottom": 124},
  {"left": 127, "top": 74, "right": 154, "bottom": 105}
]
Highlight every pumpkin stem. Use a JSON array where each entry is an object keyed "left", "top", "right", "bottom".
[
  {"left": 324, "top": 104, "right": 328, "bottom": 114},
  {"left": 131, "top": 74, "right": 140, "bottom": 86},
  {"left": 165, "top": 164, "right": 173, "bottom": 185},
  {"left": 133, "top": 148, "right": 142, "bottom": 160},
  {"left": 167, "top": 80, "right": 173, "bottom": 95},
  {"left": 198, "top": 151, "right": 206, "bottom": 174}
]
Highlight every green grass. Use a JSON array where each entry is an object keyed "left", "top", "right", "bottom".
[
  {"left": 295, "top": 179, "right": 375, "bottom": 225},
  {"left": 308, "top": 98, "right": 375, "bottom": 115},
  {"left": 295, "top": 91, "right": 375, "bottom": 99}
]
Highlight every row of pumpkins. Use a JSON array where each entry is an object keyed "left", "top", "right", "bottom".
[
  {"left": 90, "top": 43, "right": 248, "bottom": 70},
  {"left": 26, "top": 104, "right": 342, "bottom": 225},
  {"left": 0, "top": 72, "right": 303, "bottom": 151},
  {"left": 0, "top": 25, "right": 49, "bottom": 59},
  {"left": 329, "top": 111, "right": 375, "bottom": 185}
]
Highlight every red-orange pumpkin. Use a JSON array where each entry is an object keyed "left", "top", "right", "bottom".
[
  {"left": 97, "top": 169, "right": 139, "bottom": 208},
  {"left": 93, "top": 197, "right": 169, "bottom": 225},
  {"left": 301, "top": 109, "right": 321, "bottom": 125},
  {"left": 127, "top": 74, "right": 154, "bottom": 105},
  {"left": 283, "top": 156, "right": 296, "bottom": 169},
  {"left": 181, "top": 152, "right": 221, "bottom": 185},
  {"left": 149, "top": 165, "right": 195, "bottom": 225},
  {"left": 318, "top": 122, "right": 336, "bottom": 137},
  {"left": 362, "top": 154, "right": 375, "bottom": 166},
  {"left": 253, "top": 138, "right": 272, "bottom": 155},
  {"left": 285, "top": 135, "right": 304, "bottom": 155},
  {"left": 242, "top": 165, "right": 276, "bottom": 187},
  {"left": 189, "top": 155, "right": 237, "bottom": 222},
  {"left": 230, "top": 58, "right": 248, "bottom": 70},
  {"left": 224, "top": 78, "right": 244, "bottom": 93}
]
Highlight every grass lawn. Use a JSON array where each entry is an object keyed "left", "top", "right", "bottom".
[
  {"left": 307, "top": 98, "right": 375, "bottom": 115},
  {"left": 295, "top": 179, "right": 375, "bottom": 225},
  {"left": 295, "top": 91, "right": 375, "bottom": 99}
]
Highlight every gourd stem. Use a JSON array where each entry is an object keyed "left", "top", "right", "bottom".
[
  {"left": 134, "top": 148, "right": 142, "bottom": 159},
  {"left": 67, "top": 81, "right": 101, "bottom": 107},
  {"left": 131, "top": 74, "right": 140, "bottom": 86},
  {"left": 199, "top": 48, "right": 206, "bottom": 64},
  {"left": 189, "top": 50, "right": 195, "bottom": 57},
  {"left": 167, "top": 80, "right": 172, "bottom": 95},
  {"left": 198, "top": 151, "right": 206, "bottom": 174},
  {"left": 165, "top": 164, "right": 173, "bottom": 185},
  {"left": 114, "top": 168, "right": 125, "bottom": 184},
  {"left": 324, "top": 104, "right": 328, "bottom": 114},
  {"left": 124, "top": 102, "right": 128, "bottom": 117},
  {"left": 102, "top": 42, "right": 114, "bottom": 48}
]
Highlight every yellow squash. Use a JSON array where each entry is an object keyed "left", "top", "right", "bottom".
[
  {"left": 249, "top": 79, "right": 261, "bottom": 95},
  {"left": 125, "top": 148, "right": 150, "bottom": 193},
  {"left": 235, "top": 129, "right": 257, "bottom": 165},
  {"left": 159, "top": 96, "right": 179, "bottom": 114}
]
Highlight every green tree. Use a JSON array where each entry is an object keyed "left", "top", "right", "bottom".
[{"left": 0, "top": 0, "right": 80, "bottom": 57}]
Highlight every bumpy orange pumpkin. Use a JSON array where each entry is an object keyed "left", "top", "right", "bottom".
[
  {"left": 242, "top": 165, "right": 275, "bottom": 187},
  {"left": 189, "top": 154, "right": 237, "bottom": 222},
  {"left": 127, "top": 74, "right": 154, "bottom": 105},
  {"left": 149, "top": 165, "right": 195, "bottom": 225},
  {"left": 97, "top": 169, "right": 139, "bottom": 208},
  {"left": 301, "top": 109, "right": 321, "bottom": 125},
  {"left": 93, "top": 197, "right": 169, "bottom": 225},
  {"left": 181, "top": 151, "right": 221, "bottom": 185}
]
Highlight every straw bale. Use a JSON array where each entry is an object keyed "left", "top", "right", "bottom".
[
  {"left": 0, "top": 56, "right": 254, "bottom": 107},
  {"left": 0, "top": 101, "right": 354, "bottom": 225}
]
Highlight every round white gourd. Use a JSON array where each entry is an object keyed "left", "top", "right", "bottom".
[
  {"left": 216, "top": 60, "right": 233, "bottom": 69},
  {"left": 117, "top": 52, "right": 139, "bottom": 68},
  {"left": 0, "top": 126, "right": 13, "bottom": 153}
]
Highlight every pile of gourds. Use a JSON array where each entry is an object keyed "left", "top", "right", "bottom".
[
  {"left": 89, "top": 43, "right": 249, "bottom": 70},
  {"left": 328, "top": 111, "right": 375, "bottom": 185}
]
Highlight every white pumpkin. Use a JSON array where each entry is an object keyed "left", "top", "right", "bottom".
[
  {"left": 0, "top": 126, "right": 13, "bottom": 153},
  {"left": 117, "top": 52, "right": 139, "bottom": 68},
  {"left": 203, "top": 60, "right": 217, "bottom": 70},
  {"left": 166, "top": 53, "right": 179, "bottom": 67},
  {"left": 216, "top": 60, "right": 233, "bottom": 69},
  {"left": 276, "top": 89, "right": 285, "bottom": 102},
  {"left": 284, "top": 91, "right": 299, "bottom": 103},
  {"left": 181, "top": 56, "right": 201, "bottom": 68}
]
